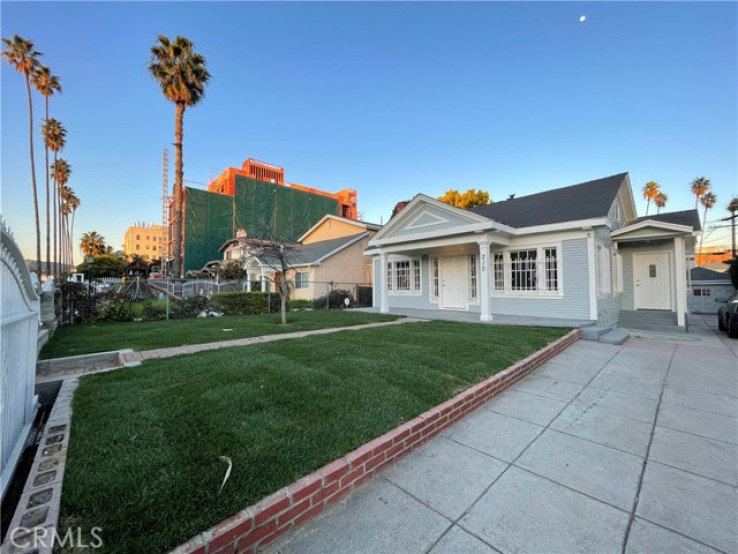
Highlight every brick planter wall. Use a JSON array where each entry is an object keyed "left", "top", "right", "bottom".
[{"left": 171, "top": 328, "right": 581, "bottom": 554}]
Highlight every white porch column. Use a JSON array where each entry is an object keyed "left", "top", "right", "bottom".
[
  {"left": 674, "top": 236, "right": 687, "bottom": 327},
  {"left": 261, "top": 267, "right": 268, "bottom": 292},
  {"left": 379, "top": 254, "right": 389, "bottom": 313},
  {"left": 245, "top": 273, "right": 252, "bottom": 292},
  {"left": 478, "top": 240, "right": 492, "bottom": 321}
]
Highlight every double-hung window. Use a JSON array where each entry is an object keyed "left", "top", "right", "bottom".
[
  {"left": 430, "top": 258, "right": 439, "bottom": 300},
  {"left": 294, "top": 271, "right": 309, "bottom": 289},
  {"left": 510, "top": 249, "right": 538, "bottom": 291},
  {"left": 387, "top": 258, "right": 421, "bottom": 294},
  {"left": 491, "top": 246, "right": 561, "bottom": 295}
]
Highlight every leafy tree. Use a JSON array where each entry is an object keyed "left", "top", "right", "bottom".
[
  {"left": 80, "top": 231, "right": 106, "bottom": 257},
  {"left": 690, "top": 177, "right": 711, "bottom": 210},
  {"left": 641, "top": 181, "right": 660, "bottom": 216},
  {"left": 390, "top": 200, "right": 411, "bottom": 219},
  {"left": 32, "top": 64, "right": 62, "bottom": 277},
  {"left": 252, "top": 238, "right": 296, "bottom": 325},
  {"left": 728, "top": 257, "right": 738, "bottom": 290},
  {"left": 654, "top": 191, "right": 668, "bottom": 214},
  {"left": 149, "top": 35, "right": 210, "bottom": 277},
  {"left": 438, "top": 189, "right": 491, "bottom": 209},
  {"left": 76, "top": 254, "right": 125, "bottom": 279},
  {"left": 2, "top": 35, "right": 43, "bottom": 271},
  {"left": 698, "top": 192, "right": 717, "bottom": 264},
  {"left": 218, "top": 259, "right": 247, "bottom": 280},
  {"left": 42, "top": 118, "right": 66, "bottom": 278}
]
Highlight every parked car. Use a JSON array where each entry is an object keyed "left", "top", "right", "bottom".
[
  {"left": 186, "top": 260, "right": 221, "bottom": 278},
  {"left": 717, "top": 290, "right": 738, "bottom": 338}
]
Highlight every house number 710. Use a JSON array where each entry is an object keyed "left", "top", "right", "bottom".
[{"left": 481, "top": 253, "right": 487, "bottom": 272}]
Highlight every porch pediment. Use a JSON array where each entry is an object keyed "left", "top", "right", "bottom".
[
  {"left": 611, "top": 219, "right": 695, "bottom": 243},
  {"left": 370, "top": 195, "right": 509, "bottom": 248}
]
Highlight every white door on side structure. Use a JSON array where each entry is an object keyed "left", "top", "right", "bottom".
[
  {"left": 634, "top": 252, "right": 671, "bottom": 310},
  {"left": 442, "top": 256, "right": 467, "bottom": 309}
]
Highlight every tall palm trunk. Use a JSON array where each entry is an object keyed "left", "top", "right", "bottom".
[
  {"left": 172, "top": 102, "right": 185, "bottom": 277},
  {"left": 24, "top": 72, "right": 41, "bottom": 273},
  {"left": 699, "top": 205, "right": 709, "bottom": 264},
  {"left": 44, "top": 96, "right": 51, "bottom": 277},
  {"left": 53, "top": 152, "right": 58, "bottom": 278},
  {"left": 70, "top": 209, "right": 77, "bottom": 268},
  {"left": 645, "top": 199, "right": 651, "bottom": 216}
]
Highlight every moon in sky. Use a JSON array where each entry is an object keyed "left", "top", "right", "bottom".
[{"left": 579, "top": 15, "right": 587, "bottom": 22}]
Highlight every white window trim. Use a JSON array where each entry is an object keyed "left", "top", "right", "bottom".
[
  {"left": 387, "top": 256, "right": 423, "bottom": 296},
  {"left": 294, "top": 271, "right": 309, "bottom": 290},
  {"left": 489, "top": 243, "right": 564, "bottom": 299},
  {"left": 596, "top": 242, "right": 612, "bottom": 297}
]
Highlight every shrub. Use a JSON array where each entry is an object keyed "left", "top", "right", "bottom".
[
  {"left": 95, "top": 301, "right": 134, "bottom": 323},
  {"left": 313, "top": 289, "right": 354, "bottom": 310},
  {"left": 142, "top": 301, "right": 167, "bottom": 321},
  {"left": 170, "top": 295, "right": 211, "bottom": 319},
  {"left": 288, "top": 299, "right": 312, "bottom": 311},
  {"left": 211, "top": 291, "right": 268, "bottom": 315}
]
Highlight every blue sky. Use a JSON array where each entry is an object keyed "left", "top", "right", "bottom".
[{"left": 2, "top": 1, "right": 736, "bottom": 263}]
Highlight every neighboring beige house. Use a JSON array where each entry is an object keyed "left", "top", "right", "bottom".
[{"left": 219, "top": 216, "right": 379, "bottom": 301}]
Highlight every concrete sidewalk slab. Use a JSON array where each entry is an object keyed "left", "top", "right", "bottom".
[
  {"left": 625, "top": 518, "right": 723, "bottom": 554},
  {"left": 429, "top": 526, "right": 496, "bottom": 554},
  {"left": 662, "top": 386, "right": 738, "bottom": 417},
  {"left": 551, "top": 403, "right": 653, "bottom": 456},
  {"left": 443, "top": 410, "right": 542, "bottom": 463},
  {"left": 510, "top": 374, "right": 585, "bottom": 402},
  {"left": 383, "top": 438, "right": 506, "bottom": 519},
  {"left": 649, "top": 425, "right": 738, "bottom": 485},
  {"left": 636, "top": 461, "right": 738, "bottom": 553},
  {"left": 514, "top": 429, "right": 642, "bottom": 510},
  {"left": 483, "top": 388, "right": 568, "bottom": 426},
  {"left": 657, "top": 402, "right": 738, "bottom": 444},
  {"left": 588, "top": 372, "right": 664, "bottom": 399},
  {"left": 460, "top": 466, "right": 629, "bottom": 554},
  {"left": 571, "top": 387, "right": 659, "bottom": 423}
]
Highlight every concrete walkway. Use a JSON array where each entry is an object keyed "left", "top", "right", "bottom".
[
  {"left": 36, "top": 317, "right": 424, "bottom": 382},
  {"left": 268, "top": 316, "right": 738, "bottom": 554}
]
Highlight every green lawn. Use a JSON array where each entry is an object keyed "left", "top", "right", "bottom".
[
  {"left": 59, "top": 321, "right": 569, "bottom": 554},
  {"left": 39, "top": 311, "right": 398, "bottom": 359}
]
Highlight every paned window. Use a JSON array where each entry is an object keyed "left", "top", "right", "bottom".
[
  {"left": 295, "top": 271, "right": 309, "bottom": 289},
  {"left": 510, "top": 250, "right": 538, "bottom": 291},
  {"left": 468, "top": 254, "right": 478, "bottom": 300}
]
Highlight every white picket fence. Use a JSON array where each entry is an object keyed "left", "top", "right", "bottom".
[{"left": 1, "top": 218, "right": 40, "bottom": 499}]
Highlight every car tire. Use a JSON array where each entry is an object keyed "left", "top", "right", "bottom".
[
  {"left": 729, "top": 317, "right": 738, "bottom": 339},
  {"left": 718, "top": 315, "right": 726, "bottom": 331}
]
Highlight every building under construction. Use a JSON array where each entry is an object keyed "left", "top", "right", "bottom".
[{"left": 177, "top": 158, "right": 358, "bottom": 273}]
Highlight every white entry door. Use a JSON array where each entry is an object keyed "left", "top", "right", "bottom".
[
  {"left": 442, "top": 256, "right": 467, "bottom": 309},
  {"left": 634, "top": 252, "right": 671, "bottom": 310}
]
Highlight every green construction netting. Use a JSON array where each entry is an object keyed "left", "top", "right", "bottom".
[{"left": 183, "top": 176, "right": 339, "bottom": 272}]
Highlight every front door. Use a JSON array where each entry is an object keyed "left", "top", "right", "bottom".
[
  {"left": 634, "top": 252, "right": 671, "bottom": 310},
  {"left": 442, "top": 256, "right": 467, "bottom": 309}
]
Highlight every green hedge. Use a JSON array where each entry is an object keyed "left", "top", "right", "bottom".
[{"left": 211, "top": 291, "right": 281, "bottom": 315}]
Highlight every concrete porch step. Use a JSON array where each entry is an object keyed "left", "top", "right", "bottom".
[{"left": 599, "top": 329, "right": 629, "bottom": 345}]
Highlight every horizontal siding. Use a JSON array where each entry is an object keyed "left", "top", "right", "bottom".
[
  {"left": 595, "top": 226, "right": 621, "bottom": 325},
  {"left": 490, "top": 238, "right": 590, "bottom": 320}
]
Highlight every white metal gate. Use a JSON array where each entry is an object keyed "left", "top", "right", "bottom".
[{"left": 1, "top": 218, "right": 40, "bottom": 498}]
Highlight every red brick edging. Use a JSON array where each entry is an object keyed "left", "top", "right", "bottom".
[{"left": 171, "top": 328, "right": 581, "bottom": 554}]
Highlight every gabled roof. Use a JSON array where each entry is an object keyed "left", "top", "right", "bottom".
[
  {"left": 691, "top": 266, "right": 731, "bottom": 281},
  {"left": 628, "top": 209, "right": 701, "bottom": 231},
  {"left": 260, "top": 232, "right": 370, "bottom": 268},
  {"left": 469, "top": 173, "right": 628, "bottom": 228},
  {"left": 298, "top": 214, "right": 381, "bottom": 243}
]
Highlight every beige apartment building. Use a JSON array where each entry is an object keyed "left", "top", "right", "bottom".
[{"left": 123, "top": 223, "right": 167, "bottom": 260}]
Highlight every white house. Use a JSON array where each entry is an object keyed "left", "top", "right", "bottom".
[{"left": 365, "top": 173, "right": 701, "bottom": 331}]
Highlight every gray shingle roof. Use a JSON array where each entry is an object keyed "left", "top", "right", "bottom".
[
  {"left": 469, "top": 173, "right": 628, "bottom": 228},
  {"left": 629, "top": 209, "right": 702, "bottom": 231},
  {"left": 691, "top": 267, "right": 731, "bottom": 281},
  {"left": 260, "top": 233, "right": 369, "bottom": 267}
]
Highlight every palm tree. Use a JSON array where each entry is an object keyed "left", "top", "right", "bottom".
[
  {"left": 642, "top": 181, "right": 660, "bottom": 216},
  {"left": 690, "top": 177, "right": 711, "bottom": 210},
  {"left": 80, "top": 231, "right": 106, "bottom": 257},
  {"left": 2, "top": 35, "right": 43, "bottom": 271},
  {"left": 149, "top": 35, "right": 210, "bottom": 277},
  {"left": 42, "top": 118, "right": 66, "bottom": 277},
  {"left": 728, "top": 196, "right": 738, "bottom": 258},
  {"left": 52, "top": 159, "right": 71, "bottom": 269},
  {"left": 654, "top": 191, "right": 668, "bottom": 214},
  {"left": 32, "top": 64, "right": 62, "bottom": 277},
  {"left": 67, "top": 191, "right": 80, "bottom": 266},
  {"left": 698, "top": 192, "right": 717, "bottom": 265}
]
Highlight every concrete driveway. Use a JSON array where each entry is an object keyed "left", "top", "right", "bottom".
[{"left": 268, "top": 316, "right": 737, "bottom": 554}]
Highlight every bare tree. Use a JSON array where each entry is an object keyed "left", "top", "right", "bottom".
[{"left": 252, "top": 237, "right": 297, "bottom": 325}]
